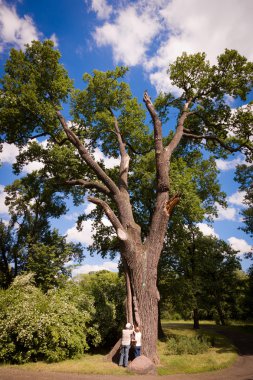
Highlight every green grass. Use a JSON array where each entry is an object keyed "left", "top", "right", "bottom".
[
  {"left": 157, "top": 321, "right": 237, "bottom": 375},
  {"left": 1, "top": 354, "right": 128, "bottom": 376},
  {"left": 0, "top": 320, "right": 239, "bottom": 376}
]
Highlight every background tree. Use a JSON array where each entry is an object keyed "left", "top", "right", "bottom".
[
  {"left": 1, "top": 41, "right": 252, "bottom": 361},
  {"left": 158, "top": 226, "right": 241, "bottom": 328},
  {"left": 0, "top": 171, "right": 84, "bottom": 290}
]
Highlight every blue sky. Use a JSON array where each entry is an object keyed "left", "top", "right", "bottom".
[{"left": 0, "top": 0, "right": 252, "bottom": 274}]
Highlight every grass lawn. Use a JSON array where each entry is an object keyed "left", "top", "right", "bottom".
[
  {"left": 157, "top": 320, "right": 237, "bottom": 375},
  {"left": 0, "top": 320, "right": 239, "bottom": 376}
]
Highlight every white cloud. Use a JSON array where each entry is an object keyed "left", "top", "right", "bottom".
[
  {"left": 197, "top": 222, "right": 219, "bottom": 238},
  {"left": 215, "top": 157, "right": 246, "bottom": 171},
  {"left": 228, "top": 191, "right": 246, "bottom": 206},
  {"left": 93, "top": 0, "right": 253, "bottom": 93},
  {"left": 66, "top": 219, "right": 94, "bottom": 245},
  {"left": 1, "top": 143, "right": 19, "bottom": 164},
  {"left": 64, "top": 212, "right": 80, "bottom": 221},
  {"left": 0, "top": 0, "right": 40, "bottom": 51},
  {"left": 93, "top": 5, "right": 161, "bottom": 66},
  {"left": 65, "top": 213, "right": 113, "bottom": 246},
  {"left": 85, "top": 203, "right": 97, "bottom": 214},
  {"left": 215, "top": 203, "right": 237, "bottom": 221},
  {"left": 228, "top": 236, "right": 252, "bottom": 255},
  {"left": 72, "top": 260, "right": 118, "bottom": 277},
  {"left": 49, "top": 33, "right": 59, "bottom": 48},
  {"left": 93, "top": 146, "right": 120, "bottom": 168},
  {"left": 0, "top": 142, "right": 44, "bottom": 173},
  {"left": 91, "top": 0, "right": 112, "bottom": 19},
  {"left": 22, "top": 161, "right": 44, "bottom": 173},
  {"left": 0, "top": 185, "right": 8, "bottom": 214}
]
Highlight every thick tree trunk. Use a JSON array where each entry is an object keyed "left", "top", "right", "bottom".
[
  {"left": 193, "top": 307, "right": 200, "bottom": 329},
  {"left": 122, "top": 244, "right": 161, "bottom": 364},
  {"left": 216, "top": 302, "right": 226, "bottom": 326}
]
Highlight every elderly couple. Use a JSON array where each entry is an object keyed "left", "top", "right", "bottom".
[{"left": 119, "top": 323, "right": 142, "bottom": 367}]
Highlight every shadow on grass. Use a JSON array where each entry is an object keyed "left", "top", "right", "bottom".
[{"left": 163, "top": 321, "right": 253, "bottom": 357}]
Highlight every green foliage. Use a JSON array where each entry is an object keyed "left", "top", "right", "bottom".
[
  {"left": 78, "top": 270, "right": 125, "bottom": 347},
  {"left": 166, "top": 334, "right": 211, "bottom": 355},
  {"left": 0, "top": 40, "right": 73, "bottom": 146},
  {"left": 71, "top": 66, "right": 151, "bottom": 159},
  {"left": 158, "top": 227, "right": 242, "bottom": 325},
  {"left": 0, "top": 274, "right": 99, "bottom": 364},
  {"left": 0, "top": 170, "right": 84, "bottom": 290},
  {"left": 235, "top": 164, "right": 253, "bottom": 238}
]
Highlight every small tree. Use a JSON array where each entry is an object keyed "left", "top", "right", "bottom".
[
  {"left": 0, "top": 171, "right": 84, "bottom": 290},
  {"left": 1, "top": 41, "right": 252, "bottom": 361}
]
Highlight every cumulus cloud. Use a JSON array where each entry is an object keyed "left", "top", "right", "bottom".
[
  {"left": 92, "top": 0, "right": 253, "bottom": 93},
  {"left": 228, "top": 236, "right": 252, "bottom": 255},
  {"left": 66, "top": 219, "right": 94, "bottom": 245},
  {"left": 196, "top": 222, "right": 219, "bottom": 238},
  {"left": 0, "top": 142, "right": 44, "bottom": 173},
  {"left": 0, "top": 185, "right": 8, "bottom": 214},
  {"left": 93, "top": 146, "right": 120, "bottom": 168},
  {"left": 0, "top": 143, "right": 19, "bottom": 164},
  {"left": 72, "top": 260, "right": 118, "bottom": 277},
  {"left": 0, "top": 0, "right": 40, "bottom": 51},
  {"left": 90, "top": 0, "right": 113, "bottom": 19},
  {"left": 215, "top": 203, "right": 237, "bottom": 221},
  {"left": 49, "top": 33, "right": 59, "bottom": 47},
  {"left": 93, "top": 4, "right": 161, "bottom": 66},
  {"left": 215, "top": 157, "right": 246, "bottom": 171},
  {"left": 228, "top": 191, "right": 246, "bottom": 206},
  {"left": 66, "top": 215, "right": 113, "bottom": 246}
]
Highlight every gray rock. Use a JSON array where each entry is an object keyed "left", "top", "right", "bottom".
[{"left": 128, "top": 355, "right": 157, "bottom": 375}]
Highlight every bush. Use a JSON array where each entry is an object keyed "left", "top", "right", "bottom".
[
  {"left": 0, "top": 274, "right": 100, "bottom": 363},
  {"left": 166, "top": 334, "right": 211, "bottom": 355},
  {"left": 78, "top": 270, "right": 125, "bottom": 347}
]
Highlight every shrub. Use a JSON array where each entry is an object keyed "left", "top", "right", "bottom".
[
  {"left": 0, "top": 274, "right": 99, "bottom": 363},
  {"left": 78, "top": 270, "right": 125, "bottom": 347},
  {"left": 166, "top": 334, "right": 211, "bottom": 355}
]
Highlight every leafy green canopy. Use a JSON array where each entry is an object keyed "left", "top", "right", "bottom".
[
  {"left": 158, "top": 226, "right": 242, "bottom": 323},
  {"left": 156, "top": 50, "right": 253, "bottom": 161},
  {"left": 0, "top": 42, "right": 252, "bottom": 258},
  {"left": 0, "top": 170, "right": 83, "bottom": 290}
]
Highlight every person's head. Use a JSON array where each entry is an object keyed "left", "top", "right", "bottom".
[
  {"left": 135, "top": 326, "right": 140, "bottom": 332},
  {"left": 125, "top": 322, "right": 132, "bottom": 329}
]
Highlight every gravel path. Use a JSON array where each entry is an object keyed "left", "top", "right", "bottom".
[{"left": 0, "top": 327, "right": 252, "bottom": 380}]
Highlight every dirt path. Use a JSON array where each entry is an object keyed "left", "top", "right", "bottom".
[{"left": 0, "top": 327, "right": 252, "bottom": 380}]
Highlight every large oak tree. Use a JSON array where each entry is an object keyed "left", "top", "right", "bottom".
[{"left": 0, "top": 41, "right": 253, "bottom": 361}]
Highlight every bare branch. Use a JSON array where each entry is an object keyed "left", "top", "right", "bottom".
[
  {"left": 165, "top": 99, "right": 192, "bottom": 158},
  {"left": 143, "top": 91, "right": 163, "bottom": 154},
  {"left": 183, "top": 131, "right": 253, "bottom": 153},
  {"left": 64, "top": 179, "right": 111, "bottom": 195},
  {"left": 143, "top": 91, "right": 170, "bottom": 194},
  {"left": 88, "top": 196, "right": 128, "bottom": 241},
  {"left": 56, "top": 110, "right": 120, "bottom": 196},
  {"left": 108, "top": 107, "right": 130, "bottom": 191}
]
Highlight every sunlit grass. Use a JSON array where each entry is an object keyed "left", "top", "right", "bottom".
[
  {"left": 3, "top": 354, "right": 129, "bottom": 375},
  {"left": 0, "top": 320, "right": 240, "bottom": 376},
  {"left": 157, "top": 320, "right": 237, "bottom": 375}
]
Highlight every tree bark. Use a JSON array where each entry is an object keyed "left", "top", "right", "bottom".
[{"left": 193, "top": 308, "right": 200, "bottom": 329}]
